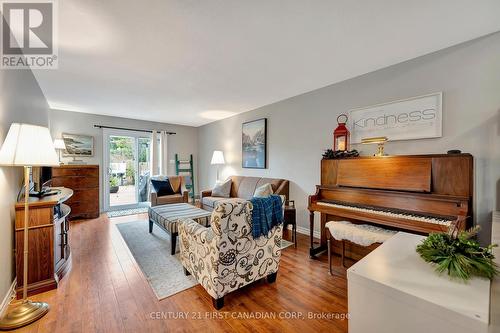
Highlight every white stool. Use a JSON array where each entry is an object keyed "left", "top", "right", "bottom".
[{"left": 325, "top": 221, "right": 396, "bottom": 274}]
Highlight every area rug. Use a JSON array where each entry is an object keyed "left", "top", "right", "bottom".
[
  {"left": 116, "top": 220, "right": 295, "bottom": 300},
  {"left": 115, "top": 220, "right": 198, "bottom": 300},
  {"left": 107, "top": 207, "right": 149, "bottom": 218}
]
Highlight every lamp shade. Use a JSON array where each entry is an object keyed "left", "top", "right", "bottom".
[
  {"left": 210, "top": 150, "right": 225, "bottom": 165},
  {"left": 0, "top": 123, "right": 59, "bottom": 166},
  {"left": 53, "top": 138, "right": 66, "bottom": 150}
]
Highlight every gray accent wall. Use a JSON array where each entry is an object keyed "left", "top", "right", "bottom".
[
  {"left": 0, "top": 68, "right": 50, "bottom": 303},
  {"left": 48, "top": 110, "right": 199, "bottom": 210},
  {"left": 198, "top": 32, "right": 500, "bottom": 244}
]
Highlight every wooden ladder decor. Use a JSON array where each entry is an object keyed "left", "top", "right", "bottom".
[{"left": 175, "top": 154, "right": 195, "bottom": 203}]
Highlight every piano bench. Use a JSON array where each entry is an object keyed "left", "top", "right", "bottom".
[{"left": 325, "top": 221, "right": 397, "bottom": 273}]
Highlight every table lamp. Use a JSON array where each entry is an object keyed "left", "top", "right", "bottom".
[
  {"left": 210, "top": 150, "right": 225, "bottom": 182},
  {"left": 53, "top": 138, "right": 66, "bottom": 165},
  {"left": 361, "top": 136, "right": 389, "bottom": 156},
  {"left": 0, "top": 123, "right": 59, "bottom": 330}
]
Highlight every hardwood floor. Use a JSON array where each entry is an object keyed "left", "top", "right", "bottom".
[{"left": 8, "top": 213, "right": 348, "bottom": 333}]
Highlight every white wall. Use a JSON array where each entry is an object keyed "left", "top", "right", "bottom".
[
  {"left": 0, "top": 68, "right": 50, "bottom": 302},
  {"left": 198, "top": 33, "right": 500, "bottom": 244},
  {"left": 49, "top": 110, "right": 199, "bottom": 210}
]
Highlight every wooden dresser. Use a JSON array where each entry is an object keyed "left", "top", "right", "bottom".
[
  {"left": 51, "top": 165, "right": 100, "bottom": 219},
  {"left": 15, "top": 187, "right": 73, "bottom": 298}
]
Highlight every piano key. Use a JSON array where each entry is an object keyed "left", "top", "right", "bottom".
[{"left": 316, "top": 201, "right": 452, "bottom": 226}]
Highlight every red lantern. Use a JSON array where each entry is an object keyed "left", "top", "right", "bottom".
[{"left": 333, "top": 114, "right": 350, "bottom": 151}]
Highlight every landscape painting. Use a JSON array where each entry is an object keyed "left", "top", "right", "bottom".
[
  {"left": 62, "top": 133, "right": 94, "bottom": 157},
  {"left": 242, "top": 118, "right": 267, "bottom": 169}
]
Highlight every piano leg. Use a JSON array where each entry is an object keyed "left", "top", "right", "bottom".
[
  {"left": 341, "top": 240, "right": 346, "bottom": 269},
  {"left": 309, "top": 210, "right": 327, "bottom": 258}
]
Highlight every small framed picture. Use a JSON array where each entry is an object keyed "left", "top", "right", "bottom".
[
  {"left": 62, "top": 133, "right": 94, "bottom": 157},
  {"left": 242, "top": 118, "right": 267, "bottom": 169}
]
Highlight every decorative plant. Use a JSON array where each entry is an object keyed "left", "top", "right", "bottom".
[
  {"left": 126, "top": 162, "right": 135, "bottom": 185},
  {"left": 110, "top": 176, "right": 119, "bottom": 187},
  {"left": 322, "top": 148, "right": 359, "bottom": 159},
  {"left": 416, "top": 226, "right": 498, "bottom": 281}
]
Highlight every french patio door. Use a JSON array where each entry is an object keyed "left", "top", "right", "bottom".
[{"left": 103, "top": 129, "right": 151, "bottom": 211}]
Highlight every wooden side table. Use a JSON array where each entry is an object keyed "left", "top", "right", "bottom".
[
  {"left": 14, "top": 187, "right": 73, "bottom": 298},
  {"left": 284, "top": 201, "right": 297, "bottom": 248}
]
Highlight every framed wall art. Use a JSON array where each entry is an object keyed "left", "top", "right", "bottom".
[
  {"left": 349, "top": 92, "right": 442, "bottom": 143},
  {"left": 62, "top": 133, "right": 94, "bottom": 157},
  {"left": 242, "top": 118, "right": 267, "bottom": 169}
]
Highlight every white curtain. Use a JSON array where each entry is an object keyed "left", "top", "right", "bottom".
[
  {"left": 160, "top": 131, "right": 169, "bottom": 175},
  {"left": 150, "top": 130, "right": 159, "bottom": 176}
]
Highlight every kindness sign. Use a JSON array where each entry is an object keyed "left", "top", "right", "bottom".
[{"left": 349, "top": 92, "right": 442, "bottom": 143}]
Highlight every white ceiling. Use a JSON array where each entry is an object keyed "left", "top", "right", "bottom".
[{"left": 33, "top": 0, "right": 500, "bottom": 127}]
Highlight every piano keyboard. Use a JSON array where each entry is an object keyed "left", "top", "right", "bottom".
[{"left": 317, "top": 201, "right": 452, "bottom": 226}]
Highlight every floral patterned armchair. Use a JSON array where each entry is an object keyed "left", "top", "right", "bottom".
[{"left": 178, "top": 198, "right": 282, "bottom": 309}]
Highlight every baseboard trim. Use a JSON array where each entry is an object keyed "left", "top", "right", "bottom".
[
  {"left": 15, "top": 278, "right": 57, "bottom": 300},
  {"left": 296, "top": 226, "right": 320, "bottom": 239},
  {"left": 0, "top": 279, "right": 16, "bottom": 318}
]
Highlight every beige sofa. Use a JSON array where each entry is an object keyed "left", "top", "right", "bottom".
[
  {"left": 200, "top": 176, "right": 289, "bottom": 211},
  {"left": 150, "top": 175, "right": 189, "bottom": 206}
]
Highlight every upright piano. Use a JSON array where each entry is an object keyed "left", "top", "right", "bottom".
[{"left": 308, "top": 154, "right": 473, "bottom": 258}]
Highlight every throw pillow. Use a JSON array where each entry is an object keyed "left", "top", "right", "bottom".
[
  {"left": 253, "top": 183, "right": 274, "bottom": 198},
  {"left": 212, "top": 179, "right": 232, "bottom": 198},
  {"left": 151, "top": 178, "right": 175, "bottom": 196}
]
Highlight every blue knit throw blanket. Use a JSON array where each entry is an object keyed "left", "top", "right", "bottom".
[{"left": 250, "top": 195, "right": 284, "bottom": 239}]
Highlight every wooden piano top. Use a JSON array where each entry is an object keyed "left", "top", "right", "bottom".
[
  {"left": 320, "top": 154, "right": 473, "bottom": 197},
  {"left": 323, "top": 153, "right": 473, "bottom": 158}
]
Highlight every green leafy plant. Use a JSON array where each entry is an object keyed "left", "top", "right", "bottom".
[
  {"left": 110, "top": 176, "right": 119, "bottom": 187},
  {"left": 322, "top": 149, "right": 359, "bottom": 159},
  {"left": 416, "top": 227, "right": 498, "bottom": 281},
  {"left": 126, "top": 162, "right": 135, "bottom": 185}
]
